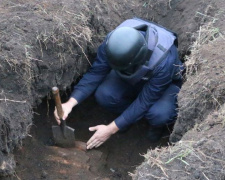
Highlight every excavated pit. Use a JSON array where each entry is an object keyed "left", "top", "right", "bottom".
[
  {"left": 11, "top": 95, "right": 170, "bottom": 180},
  {"left": 1, "top": 0, "right": 225, "bottom": 179}
]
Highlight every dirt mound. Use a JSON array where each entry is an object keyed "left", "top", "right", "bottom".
[
  {"left": 133, "top": 107, "right": 225, "bottom": 180},
  {"left": 170, "top": 8, "right": 225, "bottom": 142},
  {"left": 133, "top": 101, "right": 225, "bottom": 180},
  {"left": 0, "top": 0, "right": 93, "bottom": 175}
]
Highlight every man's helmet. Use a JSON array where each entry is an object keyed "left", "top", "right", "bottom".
[{"left": 105, "top": 27, "right": 149, "bottom": 72}]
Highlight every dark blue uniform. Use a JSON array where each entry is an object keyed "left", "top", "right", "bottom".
[{"left": 71, "top": 37, "right": 183, "bottom": 130}]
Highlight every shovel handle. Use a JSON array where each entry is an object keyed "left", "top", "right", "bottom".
[{"left": 52, "top": 87, "right": 64, "bottom": 119}]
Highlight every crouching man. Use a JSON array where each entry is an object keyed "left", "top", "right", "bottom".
[{"left": 54, "top": 18, "right": 184, "bottom": 149}]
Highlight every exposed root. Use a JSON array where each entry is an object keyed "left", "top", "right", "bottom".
[{"left": 0, "top": 98, "right": 26, "bottom": 103}]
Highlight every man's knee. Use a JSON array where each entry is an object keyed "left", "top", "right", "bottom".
[
  {"left": 145, "top": 106, "right": 177, "bottom": 127},
  {"left": 95, "top": 85, "right": 117, "bottom": 108}
]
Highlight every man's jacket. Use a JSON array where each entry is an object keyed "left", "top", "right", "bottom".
[{"left": 71, "top": 18, "right": 184, "bottom": 129}]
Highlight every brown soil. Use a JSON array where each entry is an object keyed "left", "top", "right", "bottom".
[
  {"left": 10, "top": 97, "right": 169, "bottom": 180},
  {"left": 0, "top": 0, "right": 225, "bottom": 179}
]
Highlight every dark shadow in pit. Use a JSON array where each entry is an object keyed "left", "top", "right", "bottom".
[{"left": 13, "top": 95, "right": 170, "bottom": 180}]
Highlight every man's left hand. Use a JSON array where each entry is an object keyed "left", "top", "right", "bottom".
[{"left": 87, "top": 121, "right": 119, "bottom": 149}]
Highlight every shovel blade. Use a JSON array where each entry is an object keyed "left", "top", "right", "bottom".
[{"left": 52, "top": 125, "right": 75, "bottom": 148}]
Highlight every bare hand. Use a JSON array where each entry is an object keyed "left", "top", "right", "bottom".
[
  {"left": 54, "top": 98, "right": 78, "bottom": 125},
  {"left": 87, "top": 122, "right": 119, "bottom": 149},
  {"left": 54, "top": 103, "right": 72, "bottom": 124}
]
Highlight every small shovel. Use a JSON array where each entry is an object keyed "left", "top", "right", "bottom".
[{"left": 52, "top": 87, "right": 76, "bottom": 148}]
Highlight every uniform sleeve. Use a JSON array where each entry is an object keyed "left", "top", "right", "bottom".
[
  {"left": 114, "top": 57, "right": 173, "bottom": 130},
  {"left": 70, "top": 39, "right": 111, "bottom": 103}
]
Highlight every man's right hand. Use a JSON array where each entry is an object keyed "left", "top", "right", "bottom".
[{"left": 54, "top": 97, "right": 78, "bottom": 125}]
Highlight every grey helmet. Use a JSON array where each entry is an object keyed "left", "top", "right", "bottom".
[{"left": 105, "top": 27, "right": 149, "bottom": 72}]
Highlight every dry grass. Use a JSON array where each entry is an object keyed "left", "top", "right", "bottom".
[
  {"left": 185, "top": 7, "right": 224, "bottom": 75},
  {"left": 184, "top": 22, "right": 222, "bottom": 75},
  {"left": 176, "top": 12, "right": 225, "bottom": 128},
  {"left": 132, "top": 136, "right": 225, "bottom": 179},
  {"left": 36, "top": 3, "right": 92, "bottom": 67}
]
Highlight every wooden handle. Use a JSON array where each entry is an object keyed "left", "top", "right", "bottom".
[{"left": 52, "top": 87, "right": 64, "bottom": 119}]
